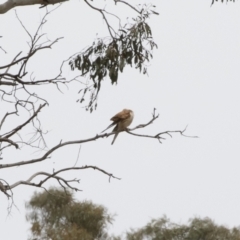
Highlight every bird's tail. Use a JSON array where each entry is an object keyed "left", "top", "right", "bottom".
[{"left": 111, "top": 132, "right": 119, "bottom": 145}]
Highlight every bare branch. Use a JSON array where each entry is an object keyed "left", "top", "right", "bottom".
[
  {"left": 114, "top": 0, "right": 141, "bottom": 14},
  {"left": 0, "top": 37, "right": 63, "bottom": 75},
  {"left": 0, "top": 180, "right": 11, "bottom": 198},
  {"left": 0, "top": 81, "right": 17, "bottom": 86},
  {"left": 0, "top": 11, "right": 64, "bottom": 108},
  {"left": 126, "top": 109, "right": 198, "bottom": 143},
  {"left": 0, "top": 46, "right": 7, "bottom": 54},
  {"left": 0, "top": 138, "right": 19, "bottom": 149},
  {"left": 0, "top": 131, "right": 116, "bottom": 168},
  {"left": 127, "top": 126, "right": 198, "bottom": 144},
  {"left": 84, "top": 0, "right": 116, "bottom": 39},
  {"left": 0, "top": 0, "right": 68, "bottom": 14},
  {"left": 129, "top": 108, "right": 159, "bottom": 131},
  {"left": 0, "top": 103, "right": 18, "bottom": 131},
  {"left": 2, "top": 103, "right": 47, "bottom": 139},
  {"left": 8, "top": 165, "right": 120, "bottom": 191},
  {"left": 0, "top": 109, "right": 195, "bottom": 169}
]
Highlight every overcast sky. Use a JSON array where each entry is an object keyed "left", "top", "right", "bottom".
[{"left": 1, "top": 0, "right": 240, "bottom": 239}]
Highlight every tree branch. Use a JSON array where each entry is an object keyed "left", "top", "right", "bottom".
[
  {"left": 127, "top": 126, "right": 197, "bottom": 143},
  {"left": 83, "top": 0, "right": 116, "bottom": 39},
  {"left": 0, "top": 109, "right": 196, "bottom": 169},
  {"left": 114, "top": 0, "right": 141, "bottom": 14},
  {"left": 0, "top": 103, "right": 18, "bottom": 131},
  {"left": 0, "top": 180, "right": 11, "bottom": 198},
  {"left": 0, "top": 138, "right": 19, "bottom": 149},
  {"left": 0, "top": 0, "right": 68, "bottom": 14},
  {"left": 2, "top": 103, "right": 47, "bottom": 139},
  {"left": 8, "top": 165, "right": 120, "bottom": 191},
  {"left": 126, "top": 109, "right": 198, "bottom": 143}
]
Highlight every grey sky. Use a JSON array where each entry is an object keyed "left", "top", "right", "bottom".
[{"left": 1, "top": 0, "right": 240, "bottom": 239}]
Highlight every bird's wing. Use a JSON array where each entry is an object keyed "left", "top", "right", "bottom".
[
  {"left": 110, "top": 109, "right": 131, "bottom": 122},
  {"left": 101, "top": 122, "right": 116, "bottom": 133}
]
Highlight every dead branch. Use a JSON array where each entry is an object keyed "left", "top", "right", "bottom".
[
  {"left": 0, "top": 10, "right": 66, "bottom": 106},
  {"left": 0, "top": 180, "right": 11, "bottom": 198},
  {"left": 2, "top": 103, "right": 46, "bottom": 139},
  {"left": 84, "top": 0, "right": 117, "bottom": 39},
  {"left": 127, "top": 127, "right": 197, "bottom": 143},
  {"left": 114, "top": 0, "right": 141, "bottom": 14},
  {"left": 8, "top": 165, "right": 120, "bottom": 192},
  {"left": 0, "top": 102, "right": 47, "bottom": 155},
  {"left": 0, "top": 0, "right": 68, "bottom": 14},
  {"left": 126, "top": 109, "right": 198, "bottom": 143},
  {"left": 0, "top": 104, "right": 18, "bottom": 131},
  {"left": 0, "top": 138, "right": 19, "bottom": 149},
  {"left": 0, "top": 109, "right": 195, "bottom": 169}
]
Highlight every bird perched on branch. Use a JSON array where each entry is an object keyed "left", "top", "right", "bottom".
[{"left": 102, "top": 109, "right": 134, "bottom": 145}]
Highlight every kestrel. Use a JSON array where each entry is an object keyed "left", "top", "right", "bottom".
[{"left": 102, "top": 109, "right": 134, "bottom": 145}]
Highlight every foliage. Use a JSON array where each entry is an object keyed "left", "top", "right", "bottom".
[
  {"left": 126, "top": 216, "right": 240, "bottom": 240},
  {"left": 69, "top": 3, "right": 158, "bottom": 112},
  {"left": 26, "top": 192, "right": 240, "bottom": 240},
  {"left": 212, "top": 0, "right": 237, "bottom": 4},
  {"left": 25, "top": 188, "right": 114, "bottom": 240}
]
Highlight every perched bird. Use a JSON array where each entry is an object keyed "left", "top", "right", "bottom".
[{"left": 102, "top": 109, "right": 134, "bottom": 145}]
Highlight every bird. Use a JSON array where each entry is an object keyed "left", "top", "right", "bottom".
[{"left": 102, "top": 109, "right": 134, "bottom": 145}]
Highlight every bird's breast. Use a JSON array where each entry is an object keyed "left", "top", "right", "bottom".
[{"left": 117, "top": 111, "right": 134, "bottom": 131}]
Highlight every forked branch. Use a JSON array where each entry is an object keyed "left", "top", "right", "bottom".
[{"left": 126, "top": 108, "right": 197, "bottom": 143}]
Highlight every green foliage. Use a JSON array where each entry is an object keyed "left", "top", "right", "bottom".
[
  {"left": 126, "top": 216, "right": 240, "bottom": 240},
  {"left": 25, "top": 188, "right": 114, "bottom": 240},
  {"left": 69, "top": 4, "right": 158, "bottom": 112},
  {"left": 212, "top": 0, "right": 236, "bottom": 4},
  {"left": 26, "top": 189, "right": 240, "bottom": 240}
]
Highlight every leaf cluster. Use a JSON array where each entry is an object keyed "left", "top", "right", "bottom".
[
  {"left": 212, "top": 0, "right": 237, "bottom": 4},
  {"left": 69, "top": 5, "right": 158, "bottom": 112}
]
